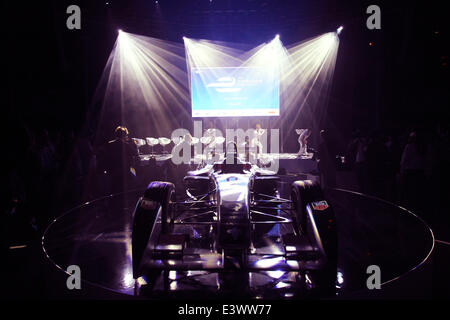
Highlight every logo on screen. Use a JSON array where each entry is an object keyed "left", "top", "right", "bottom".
[{"left": 207, "top": 77, "right": 241, "bottom": 93}]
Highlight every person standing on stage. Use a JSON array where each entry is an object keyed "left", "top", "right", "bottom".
[
  {"left": 204, "top": 120, "right": 220, "bottom": 163},
  {"left": 250, "top": 123, "right": 265, "bottom": 164},
  {"left": 252, "top": 124, "right": 265, "bottom": 149},
  {"left": 298, "top": 128, "right": 312, "bottom": 156},
  {"left": 204, "top": 120, "right": 216, "bottom": 138},
  {"left": 100, "top": 126, "right": 139, "bottom": 194}
]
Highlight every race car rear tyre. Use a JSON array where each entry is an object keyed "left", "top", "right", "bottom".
[{"left": 132, "top": 181, "right": 175, "bottom": 278}]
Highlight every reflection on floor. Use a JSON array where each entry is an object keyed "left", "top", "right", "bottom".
[{"left": 37, "top": 188, "right": 434, "bottom": 299}]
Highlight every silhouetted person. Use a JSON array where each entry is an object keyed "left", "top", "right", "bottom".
[
  {"left": 223, "top": 141, "right": 247, "bottom": 173},
  {"left": 317, "top": 130, "right": 336, "bottom": 188},
  {"left": 366, "top": 131, "right": 388, "bottom": 197},
  {"left": 102, "top": 126, "right": 139, "bottom": 194},
  {"left": 383, "top": 134, "right": 400, "bottom": 202},
  {"left": 352, "top": 134, "right": 368, "bottom": 193},
  {"left": 400, "top": 131, "right": 428, "bottom": 214}
]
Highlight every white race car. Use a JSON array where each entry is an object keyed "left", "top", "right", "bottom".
[{"left": 132, "top": 146, "right": 338, "bottom": 298}]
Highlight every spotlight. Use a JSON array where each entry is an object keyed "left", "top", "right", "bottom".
[
  {"left": 337, "top": 26, "right": 343, "bottom": 35},
  {"left": 118, "top": 29, "right": 122, "bottom": 34},
  {"left": 275, "top": 34, "right": 279, "bottom": 39}
]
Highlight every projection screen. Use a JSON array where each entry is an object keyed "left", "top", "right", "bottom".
[{"left": 191, "top": 67, "right": 279, "bottom": 117}]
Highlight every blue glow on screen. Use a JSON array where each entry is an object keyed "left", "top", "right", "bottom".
[{"left": 191, "top": 67, "right": 279, "bottom": 117}]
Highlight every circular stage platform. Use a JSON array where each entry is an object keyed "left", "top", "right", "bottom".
[{"left": 42, "top": 188, "right": 434, "bottom": 299}]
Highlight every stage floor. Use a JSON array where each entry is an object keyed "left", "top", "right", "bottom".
[{"left": 41, "top": 187, "right": 434, "bottom": 299}]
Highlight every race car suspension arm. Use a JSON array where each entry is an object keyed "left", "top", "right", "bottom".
[
  {"left": 250, "top": 210, "right": 293, "bottom": 224},
  {"left": 175, "top": 202, "right": 216, "bottom": 211},
  {"left": 175, "top": 188, "right": 217, "bottom": 211},
  {"left": 250, "top": 192, "right": 292, "bottom": 203},
  {"left": 173, "top": 210, "right": 216, "bottom": 225}
]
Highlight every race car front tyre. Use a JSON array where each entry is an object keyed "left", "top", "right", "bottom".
[
  {"left": 132, "top": 181, "right": 175, "bottom": 278},
  {"left": 291, "top": 180, "right": 323, "bottom": 235},
  {"left": 291, "top": 180, "right": 338, "bottom": 292},
  {"left": 143, "top": 181, "right": 176, "bottom": 232}
]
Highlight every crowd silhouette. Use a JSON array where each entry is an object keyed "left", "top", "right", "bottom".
[{"left": 3, "top": 122, "right": 449, "bottom": 252}]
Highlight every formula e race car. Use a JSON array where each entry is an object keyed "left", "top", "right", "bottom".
[{"left": 131, "top": 146, "right": 338, "bottom": 298}]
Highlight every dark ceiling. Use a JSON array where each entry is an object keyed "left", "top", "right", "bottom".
[{"left": 5, "top": 0, "right": 449, "bottom": 139}]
